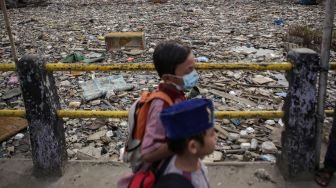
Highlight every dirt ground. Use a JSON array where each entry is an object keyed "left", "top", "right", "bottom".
[{"left": 0, "top": 159, "right": 335, "bottom": 188}]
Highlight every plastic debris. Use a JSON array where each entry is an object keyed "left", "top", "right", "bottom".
[
  {"left": 250, "top": 138, "right": 258, "bottom": 150},
  {"left": 2, "top": 88, "right": 21, "bottom": 100},
  {"left": 124, "top": 49, "right": 144, "bottom": 56},
  {"left": 14, "top": 133, "right": 24, "bottom": 140},
  {"left": 188, "top": 86, "right": 201, "bottom": 99},
  {"left": 261, "top": 141, "right": 278, "bottom": 154},
  {"left": 87, "top": 119, "right": 107, "bottom": 130},
  {"left": 106, "top": 130, "right": 114, "bottom": 137},
  {"left": 87, "top": 130, "right": 107, "bottom": 141},
  {"left": 275, "top": 92, "right": 287, "bottom": 97},
  {"left": 61, "top": 52, "right": 105, "bottom": 64},
  {"left": 251, "top": 75, "right": 275, "bottom": 84},
  {"left": 265, "top": 120, "right": 276, "bottom": 125},
  {"left": 272, "top": 19, "right": 286, "bottom": 26},
  {"left": 240, "top": 143, "right": 251, "bottom": 150},
  {"left": 257, "top": 154, "right": 276, "bottom": 163},
  {"left": 246, "top": 127, "right": 255, "bottom": 134},
  {"left": 81, "top": 75, "right": 134, "bottom": 101},
  {"left": 230, "top": 118, "right": 241, "bottom": 126},
  {"left": 8, "top": 75, "right": 18, "bottom": 85},
  {"left": 230, "top": 46, "right": 277, "bottom": 58},
  {"left": 127, "top": 57, "right": 134, "bottom": 62},
  {"left": 97, "top": 35, "right": 105, "bottom": 40},
  {"left": 195, "top": 56, "right": 209, "bottom": 62},
  {"left": 119, "top": 147, "right": 125, "bottom": 161},
  {"left": 69, "top": 101, "right": 81, "bottom": 108},
  {"left": 240, "top": 130, "right": 248, "bottom": 137},
  {"left": 228, "top": 133, "right": 240, "bottom": 141},
  {"left": 203, "top": 151, "right": 223, "bottom": 162},
  {"left": 229, "top": 90, "right": 236, "bottom": 95},
  {"left": 278, "top": 119, "right": 284, "bottom": 127}
]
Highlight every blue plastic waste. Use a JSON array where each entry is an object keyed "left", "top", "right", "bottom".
[
  {"left": 230, "top": 118, "right": 241, "bottom": 126},
  {"left": 272, "top": 19, "right": 286, "bottom": 26}
]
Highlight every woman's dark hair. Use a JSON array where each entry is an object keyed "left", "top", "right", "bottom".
[
  {"left": 153, "top": 41, "right": 191, "bottom": 77},
  {"left": 167, "top": 131, "right": 206, "bottom": 155}
]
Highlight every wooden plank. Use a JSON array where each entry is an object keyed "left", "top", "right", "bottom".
[
  {"left": 214, "top": 124, "right": 229, "bottom": 139},
  {"left": 0, "top": 117, "right": 27, "bottom": 142}
]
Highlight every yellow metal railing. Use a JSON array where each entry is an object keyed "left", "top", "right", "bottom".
[
  {"left": 0, "top": 62, "right": 293, "bottom": 72},
  {"left": 0, "top": 62, "right": 335, "bottom": 72},
  {"left": 0, "top": 62, "right": 291, "bottom": 72},
  {"left": 0, "top": 109, "right": 334, "bottom": 119},
  {"left": 0, "top": 62, "right": 334, "bottom": 120}
]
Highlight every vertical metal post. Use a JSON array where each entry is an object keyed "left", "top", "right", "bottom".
[
  {"left": 0, "top": 0, "right": 18, "bottom": 63},
  {"left": 316, "top": 0, "right": 335, "bottom": 169},
  {"left": 16, "top": 55, "right": 67, "bottom": 177},
  {"left": 278, "top": 48, "right": 319, "bottom": 180}
]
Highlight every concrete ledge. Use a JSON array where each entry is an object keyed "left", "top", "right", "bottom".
[{"left": 0, "top": 159, "right": 335, "bottom": 188}]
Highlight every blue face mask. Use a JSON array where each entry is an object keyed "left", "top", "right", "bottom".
[{"left": 182, "top": 70, "right": 199, "bottom": 90}]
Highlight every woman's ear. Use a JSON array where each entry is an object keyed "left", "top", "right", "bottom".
[{"left": 187, "top": 140, "right": 199, "bottom": 154}]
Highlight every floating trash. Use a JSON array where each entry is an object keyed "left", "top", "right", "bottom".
[
  {"left": 81, "top": 75, "right": 134, "bottom": 101},
  {"left": 196, "top": 56, "right": 209, "bottom": 62},
  {"left": 272, "top": 19, "right": 286, "bottom": 26}
]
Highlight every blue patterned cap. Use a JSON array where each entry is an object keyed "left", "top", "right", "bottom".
[{"left": 160, "top": 98, "right": 214, "bottom": 139}]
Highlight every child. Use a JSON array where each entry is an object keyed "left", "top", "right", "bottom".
[
  {"left": 118, "top": 41, "right": 199, "bottom": 187},
  {"left": 141, "top": 41, "right": 199, "bottom": 164},
  {"left": 159, "top": 98, "right": 217, "bottom": 188}
]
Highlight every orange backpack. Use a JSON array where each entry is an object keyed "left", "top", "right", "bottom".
[{"left": 123, "top": 90, "right": 173, "bottom": 172}]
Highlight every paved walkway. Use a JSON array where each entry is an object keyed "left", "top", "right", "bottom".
[{"left": 0, "top": 159, "right": 335, "bottom": 188}]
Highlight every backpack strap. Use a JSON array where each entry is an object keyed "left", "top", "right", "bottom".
[
  {"left": 146, "top": 91, "right": 174, "bottom": 106},
  {"left": 153, "top": 156, "right": 173, "bottom": 181},
  {"left": 132, "top": 91, "right": 173, "bottom": 141}
]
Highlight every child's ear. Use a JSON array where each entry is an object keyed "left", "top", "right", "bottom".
[
  {"left": 162, "top": 74, "right": 183, "bottom": 85},
  {"left": 187, "top": 140, "right": 199, "bottom": 154},
  {"left": 161, "top": 74, "right": 173, "bottom": 82}
]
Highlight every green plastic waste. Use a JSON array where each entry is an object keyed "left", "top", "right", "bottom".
[{"left": 61, "top": 52, "right": 105, "bottom": 64}]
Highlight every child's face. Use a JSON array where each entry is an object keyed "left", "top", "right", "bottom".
[
  {"left": 174, "top": 53, "right": 196, "bottom": 78},
  {"left": 162, "top": 53, "right": 196, "bottom": 86},
  {"left": 198, "top": 127, "right": 217, "bottom": 157}
]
